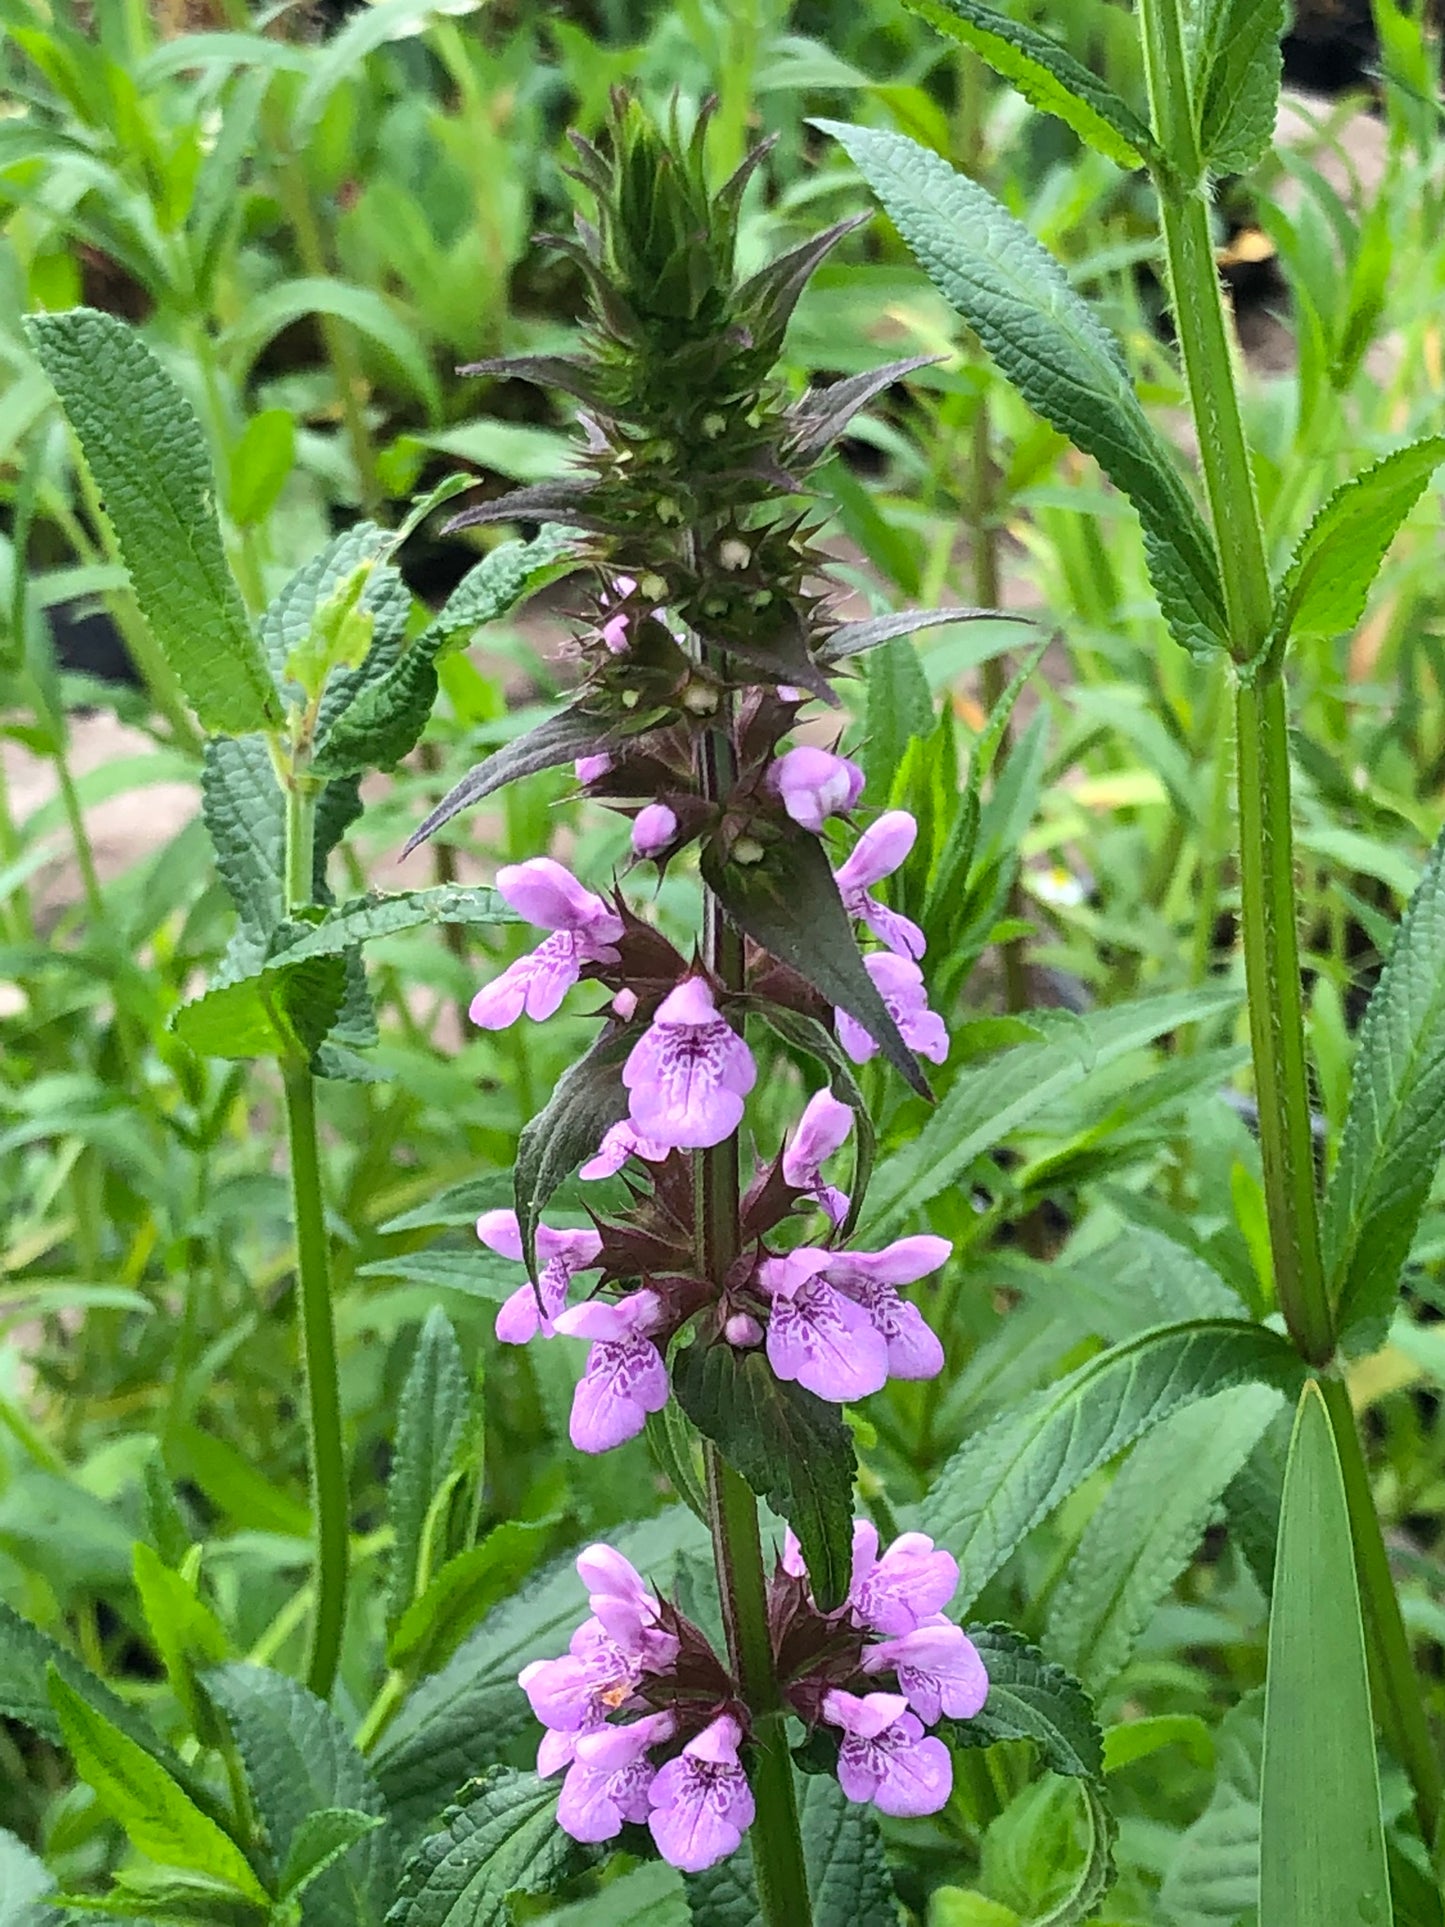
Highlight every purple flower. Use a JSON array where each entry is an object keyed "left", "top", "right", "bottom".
[
  {"left": 837, "top": 953, "right": 949, "bottom": 1066},
  {"left": 554, "top": 1293, "right": 670, "bottom": 1452},
  {"left": 771, "top": 746, "right": 864, "bottom": 833},
  {"left": 519, "top": 1616, "right": 640, "bottom": 1738},
  {"left": 575, "top": 752, "right": 613, "bottom": 786},
  {"left": 599, "top": 574, "right": 638, "bottom": 655},
  {"left": 478, "top": 1210, "right": 603, "bottom": 1344},
  {"left": 861, "top": 1617, "right": 989, "bottom": 1724},
  {"left": 724, "top": 1310, "right": 764, "bottom": 1348},
  {"left": 759, "top": 1250, "right": 889, "bottom": 1403},
  {"left": 823, "top": 1235, "right": 950, "bottom": 1380},
  {"left": 850, "top": 1522, "right": 959, "bottom": 1635},
  {"left": 557, "top": 1712, "right": 675, "bottom": 1843},
  {"left": 469, "top": 859, "right": 624, "bottom": 1029},
  {"left": 823, "top": 1689, "right": 952, "bottom": 1818},
  {"left": 781, "top": 1088, "right": 854, "bottom": 1225},
  {"left": 632, "top": 802, "right": 678, "bottom": 859},
  {"left": 835, "top": 812, "right": 926, "bottom": 960},
  {"left": 623, "top": 977, "right": 757, "bottom": 1150},
  {"left": 575, "top": 1544, "right": 677, "bottom": 1666},
  {"left": 648, "top": 1714, "right": 755, "bottom": 1872},
  {"left": 579, "top": 1119, "right": 672, "bottom": 1180}
]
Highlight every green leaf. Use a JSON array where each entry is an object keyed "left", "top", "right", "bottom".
[
  {"left": 229, "top": 407, "right": 296, "bottom": 528},
  {"left": 686, "top": 1772, "right": 897, "bottom": 1927},
  {"left": 672, "top": 1341, "right": 856, "bottom": 1613},
  {"left": 1194, "top": 0, "right": 1287, "bottom": 173},
  {"left": 384, "top": 1769, "right": 589, "bottom": 1927},
  {"left": 821, "top": 604, "right": 1027, "bottom": 664},
  {"left": 1323, "top": 821, "right": 1445, "bottom": 1341},
  {"left": 0, "top": 1825, "right": 55, "bottom": 1921},
  {"left": 291, "top": 0, "right": 480, "bottom": 142},
  {"left": 224, "top": 279, "right": 440, "bottom": 418},
  {"left": 0, "top": 1601, "right": 183, "bottom": 1773},
  {"left": 387, "top": 1308, "right": 472, "bottom": 1626},
  {"left": 202, "top": 737, "right": 285, "bottom": 969},
  {"left": 388, "top": 1522, "right": 555, "bottom": 1677},
  {"left": 862, "top": 636, "right": 932, "bottom": 807},
  {"left": 1269, "top": 437, "right": 1445, "bottom": 661},
  {"left": 401, "top": 705, "right": 620, "bottom": 855},
  {"left": 46, "top": 1668, "right": 268, "bottom": 1903},
  {"left": 862, "top": 987, "right": 1236, "bottom": 1235},
  {"left": 1260, "top": 1383, "right": 1390, "bottom": 1927},
  {"left": 951, "top": 1625, "right": 1103, "bottom": 1781},
  {"left": 132, "top": 1543, "right": 229, "bottom": 1737},
  {"left": 702, "top": 829, "right": 929, "bottom": 1096},
  {"left": 1157, "top": 1691, "right": 1262, "bottom": 1925},
  {"left": 1102, "top": 1713, "right": 1214, "bottom": 1775},
  {"left": 918, "top": 1319, "right": 1302, "bottom": 1610},
  {"left": 1045, "top": 1383, "right": 1282, "bottom": 1691},
  {"left": 25, "top": 309, "right": 280, "bottom": 734},
  {"left": 374, "top": 1510, "right": 707, "bottom": 1841},
  {"left": 262, "top": 526, "right": 405, "bottom": 694},
  {"left": 206, "top": 1664, "right": 392, "bottom": 1927},
  {"left": 542, "top": 1862, "right": 686, "bottom": 1926},
  {"left": 421, "top": 527, "right": 578, "bottom": 655},
  {"left": 278, "top": 1811, "right": 385, "bottom": 1905},
  {"left": 513, "top": 1023, "right": 636, "bottom": 1281},
  {"left": 815, "top": 123, "right": 1227, "bottom": 658},
  {"left": 902, "top": 0, "right": 1160, "bottom": 170}
]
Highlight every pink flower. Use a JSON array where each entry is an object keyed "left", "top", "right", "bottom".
[
  {"left": 520, "top": 1616, "right": 640, "bottom": 1737},
  {"left": 781, "top": 1088, "right": 854, "bottom": 1225},
  {"left": 599, "top": 574, "right": 638, "bottom": 654},
  {"left": 647, "top": 1714, "right": 755, "bottom": 1872},
  {"left": 632, "top": 802, "right": 678, "bottom": 859},
  {"left": 850, "top": 1522, "right": 959, "bottom": 1635},
  {"left": 861, "top": 1618, "right": 989, "bottom": 1724},
  {"left": 835, "top": 812, "right": 926, "bottom": 960},
  {"left": 554, "top": 1293, "right": 670, "bottom": 1452},
  {"left": 822, "top": 1235, "right": 950, "bottom": 1380},
  {"left": 623, "top": 977, "right": 757, "bottom": 1150},
  {"left": 770, "top": 746, "right": 864, "bottom": 833},
  {"left": 579, "top": 1120, "right": 671, "bottom": 1180},
  {"left": 837, "top": 953, "right": 948, "bottom": 1066},
  {"left": 575, "top": 1544, "right": 677, "bottom": 1666},
  {"left": 822, "top": 1689, "right": 952, "bottom": 1817},
  {"left": 724, "top": 1311, "right": 765, "bottom": 1348},
  {"left": 469, "top": 859, "right": 624, "bottom": 1029},
  {"left": 557, "top": 1712, "right": 675, "bottom": 1843},
  {"left": 758, "top": 1250, "right": 889, "bottom": 1403},
  {"left": 575, "top": 752, "right": 613, "bottom": 785},
  {"left": 478, "top": 1210, "right": 603, "bottom": 1343}
]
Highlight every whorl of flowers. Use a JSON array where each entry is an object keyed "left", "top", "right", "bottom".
[{"left": 520, "top": 1534, "right": 987, "bottom": 1868}]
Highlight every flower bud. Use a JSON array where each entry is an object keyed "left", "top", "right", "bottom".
[{"left": 632, "top": 803, "right": 678, "bottom": 859}]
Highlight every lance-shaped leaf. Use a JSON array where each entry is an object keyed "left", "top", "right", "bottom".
[
  {"left": 278, "top": 1811, "right": 385, "bottom": 1908},
  {"left": 822, "top": 604, "right": 1030, "bottom": 664},
  {"left": 444, "top": 477, "right": 613, "bottom": 536},
  {"left": 386, "top": 1769, "right": 593, "bottom": 1927},
  {"left": 387, "top": 1309, "right": 472, "bottom": 1627},
  {"left": 402, "top": 705, "right": 624, "bottom": 855},
  {"left": 1323, "top": 821, "right": 1445, "bottom": 1342},
  {"left": 784, "top": 354, "right": 941, "bottom": 466},
  {"left": 201, "top": 735, "right": 285, "bottom": 971},
  {"left": 903, "top": 0, "right": 1161, "bottom": 171},
  {"left": 457, "top": 353, "right": 605, "bottom": 408},
  {"left": 816, "top": 123, "right": 1227, "bottom": 659},
  {"left": 1193, "top": 0, "right": 1287, "bottom": 173},
  {"left": 672, "top": 1339, "right": 856, "bottom": 1613},
  {"left": 736, "top": 215, "right": 871, "bottom": 360},
  {"left": 514, "top": 1022, "right": 636, "bottom": 1279},
  {"left": 918, "top": 1318, "right": 1302, "bottom": 1610},
  {"left": 701, "top": 830, "right": 929, "bottom": 1096},
  {"left": 1267, "top": 436, "right": 1445, "bottom": 665},
  {"left": 26, "top": 308, "right": 280, "bottom": 734},
  {"left": 1260, "top": 1384, "right": 1390, "bottom": 1927}
]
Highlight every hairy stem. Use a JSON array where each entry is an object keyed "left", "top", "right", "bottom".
[
  {"left": 1140, "top": 0, "right": 1438, "bottom": 1832},
  {"left": 695, "top": 666, "right": 812, "bottom": 1925}
]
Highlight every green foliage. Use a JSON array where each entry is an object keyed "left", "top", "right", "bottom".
[
  {"left": 1192, "top": 0, "right": 1287, "bottom": 173},
  {"left": 386, "top": 1309, "right": 473, "bottom": 1626},
  {"left": 1260, "top": 1385, "right": 1391, "bottom": 1927},
  {"left": 687, "top": 1774, "right": 897, "bottom": 1927},
  {"left": 385, "top": 1770, "right": 590, "bottom": 1927}
]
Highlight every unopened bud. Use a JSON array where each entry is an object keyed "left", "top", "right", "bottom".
[
  {"left": 656, "top": 497, "right": 682, "bottom": 525},
  {"left": 612, "top": 987, "right": 639, "bottom": 1021},
  {"left": 724, "top": 1312, "right": 764, "bottom": 1349},
  {"left": 719, "top": 538, "right": 750, "bottom": 571},
  {"left": 639, "top": 572, "right": 668, "bottom": 601},
  {"left": 732, "top": 836, "right": 766, "bottom": 865},
  {"left": 682, "top": 681, "right": 719, "bottom": 716},
  {"left": 632, "top": 803, "right": 678, "bottom": 859},
  {"left": 702, "top": 412, "right": 728, "bottom": 438}
]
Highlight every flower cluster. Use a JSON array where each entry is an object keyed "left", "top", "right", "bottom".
[{"left": 520, "top": 1529, "right": 987, "bottom": 1869}]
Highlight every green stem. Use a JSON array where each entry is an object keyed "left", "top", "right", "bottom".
[
  {"left": 282, "top": 782, "right": 347, "bottom": 1698},
  {"left": 695, "top": 660, "right": 812, "bottom": 1926}
]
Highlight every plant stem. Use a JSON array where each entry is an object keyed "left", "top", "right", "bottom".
[
  {"left": 282, "top": 781, "right": 347, "bottom": 1697},
  {"left": 1140, "top": 0, "right": 1440, "bottom": 1832},
  {"left": 695, "top": 661, "right": 812, "bottom": 1926}
]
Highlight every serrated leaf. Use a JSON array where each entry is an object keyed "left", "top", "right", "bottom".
[
  {"left": 816, "top": 123, "right": 1226, "bottom": 658},
  {"left": 201, "top": 737, "right": 285, "bottom": 966},
  {"left": 47, "top": 1669, "right": 267, "bottom": 1903},
  {"left": 1045, "top": 1384, "right": 1282, "bottom": 1691},
  {"left": 1324, "top": 822, "right": 1445, "bottom": 1340},
  {"left": 401, "top": 705, "right": 619, "bottom": 855},
  {"left": 1269, "top": 437, "right": 1445, "bottom": 661},
  {"left": 383, "top": 1769, "right": 589, "bottom": 1927},
  {"left": 903, "top": 0, "right": 1160, "bottom": 169},
  {"left": 0, "top": 1825, "right": 55, "bottom": 1919},
  {"left": 863, "top": 637, "right": 932, "bottom": 808},
  {"left": 701, "top": 830, "right": 928, "bottom": 1096},
  {"left": 262, "top": 526, "right": 405, "bottom": 696},
  {"left": 862, "top": 987, "right": 1236, "bottom": 1235},
  {"left": 544, "top": 1861, "right": 687, "bottom": 1926},
  {"left": 785, "top": 353, "right": 940, "bottom": 466},
  {"left": 1157, "top": 1691, "right": 1261, "bottom": 1923},
  {"left": 1194, "top": 0, "right": 1286, "bottom": 173},
  {"left": 25, "top": 309, "right": 280, "bottom": 734},
  {"left": 952, "top": 1624, "right": 1104, "bottom": 1780},
  {"left": 388, "top": 1522, "right": 555, "bottom": 1677},
  {"left": 0, "top": 1602, "right": 189, "bottom": 1782},
  {"left": 174, "top": 953, "right": 348, "bottom": 1062},
  {"left": 206, "top": 1664, "right": 392, "bottom": 1927},
  {"left": 672, "top": 1342, "right": 856, "bottom": 1613},
  {"left": 1260, "top": 1384, "right": 1390, "bottom": 1927},
  {"left": 514, "top": 1023, "right": 635, "bottom": 1281},
  {"left": 278, "top": 1810, "right": 385, "bottom": 1905},
  {"left": 388, "top": 1309, "right": 471, "bottom": 1626},
  {"left": 423, "top": 527, "right": 578, "bottom": 654},
  {"left": 686, "top": 1772, "right": 897, "bottom": 1927},
  {"left": 374, "top": 1510, "right": 708, "bottom": 1841},
  {"left": 918, "top": 1319, "right": 1302, "bottom": 1610}
]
